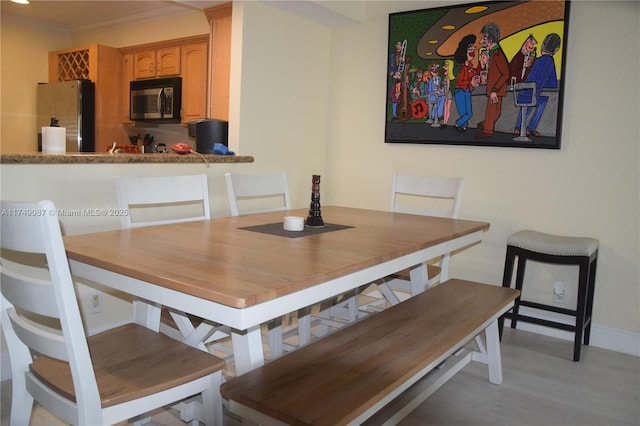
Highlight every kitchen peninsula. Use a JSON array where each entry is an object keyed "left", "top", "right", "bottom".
[{"left": 0, "top": 152, "right": 253, "bottom": 164}]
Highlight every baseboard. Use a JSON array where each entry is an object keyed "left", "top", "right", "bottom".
[{"left": 505, "top": 307, "right": 640, "bottom": 357}]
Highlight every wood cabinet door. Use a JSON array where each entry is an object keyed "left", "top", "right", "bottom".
[
  {"left": 133, "top": 50, "right": 156, "bottom": 79},
  {"left": 122, "top": 53, "right": 135, "bottom": 124},
  {"left": 207, "top": 4, "right": 232, "bottom": 121},
  {"left": 181, "top": 42, "right": 208, "bottom": 124},
  {"left": 156, "top": 46, "right": 181, "bottom": 77},
  {"left": 94, "top": 45, "right": 126, "bottom": 153}
]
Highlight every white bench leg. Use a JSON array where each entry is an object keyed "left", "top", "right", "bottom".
[{"left": 471, "top": 319, "right": 503, "bottom": 385}]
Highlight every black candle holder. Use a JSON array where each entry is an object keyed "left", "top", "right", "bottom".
[{"left": 305, "top": 174, "right": 325, "bottom": 228}]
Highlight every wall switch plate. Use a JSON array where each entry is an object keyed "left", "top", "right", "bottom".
[{"left": 88, "top": 290, "right": 103, "bottom": 314}]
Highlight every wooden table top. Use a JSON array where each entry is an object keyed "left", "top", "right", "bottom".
[{"left": 63, "top": 206, "right": 489, "bottom": 309}]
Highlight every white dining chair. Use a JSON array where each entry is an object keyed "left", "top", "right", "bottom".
[
  {"left": 224, "top": 172, "right": 358, "bottom": 349},
  {"left": 369, "top": 173, "right": 464, "bottom": 307},
  {"left": 115, "top": 174, "right": 210, "bottom": 228},
  {"left": 224, "top": 171, "right": 299, "bottom": 356},
  {"left": 0, "top": 199, "right": 224, "bottom": 426},
  {"left": 225, "top": 171, "right": 291, "bottom": 217},
  {"left": 115, "top": 174, "right": 232, "bottom": 359}
]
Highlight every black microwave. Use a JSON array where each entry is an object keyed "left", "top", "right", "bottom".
[{"left": 130, "top": 77, "right": 182, "bottom": 122}]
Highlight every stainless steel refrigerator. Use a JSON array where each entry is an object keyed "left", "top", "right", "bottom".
[{"left": 37, "top": 80, "right": 95, "bottom": 152}]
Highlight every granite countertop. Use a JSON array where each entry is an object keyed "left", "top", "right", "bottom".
[{"left": 0, "top": 152, "right": 254, "bottom": 164}]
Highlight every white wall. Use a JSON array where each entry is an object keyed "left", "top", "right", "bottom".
[
  {"left": 321, "top": 1, "right": 639, "bottom": 346},
  {"left": 230, "top": 0, "right": 330, "bottom": 202}
]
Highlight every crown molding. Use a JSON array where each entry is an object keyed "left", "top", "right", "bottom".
[
  {"left": 1, "top": 3, "right": 203, "bottom": 37},
  {"left": 67, "top": 5, "right": 196, "bottom": 35}
]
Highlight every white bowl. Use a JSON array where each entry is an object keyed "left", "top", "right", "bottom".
[{"left": 283, "top": 216, "right": 304, "bottom": 231}]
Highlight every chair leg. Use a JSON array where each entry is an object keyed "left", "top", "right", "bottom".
[
  {"left": 499, "top": 246, "right": 516, "bottom": 339},
  {"left": 201, "top": 371, "right": 223, "bottom": 426},
  {"left": 573, "top": 257, "right": 591, "bottom": 362},
  {"left": 510, "top": 253, "right": 528, "bottom": 330},
  {"left": 267, "top": 319, "right": 283, "bottom": 359},
  {"left": 297, "top": 306, "right": 312, "bottom": 346},
  {"left": 3, "top": 313, "right": 35, "bottom": 426},
  {"left": 584, "top": 254, "right": 598, "bottom": 345},
  {"left": 10, "top": 378, "right": 33, "bottom": 426}
]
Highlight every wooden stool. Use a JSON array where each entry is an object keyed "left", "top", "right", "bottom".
[{"left": 499, "top": 230, "right": 598, "bottom": 361}]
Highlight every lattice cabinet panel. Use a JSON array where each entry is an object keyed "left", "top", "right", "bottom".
[
  {"left": 48, "top": 45, "right": 97, "bottom": 83},
  {"left": 55, "top": 49, "right": 91, "bottom": 81}
]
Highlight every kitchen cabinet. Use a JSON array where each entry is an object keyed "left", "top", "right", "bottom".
[
  {"left": 205, "top": 2, "right": 232, "bottom": 121},
  {"left": 133, "top": 46, "right": 181, "bottom": 80},
  {"left": 48, "top": 44, "right": 126, "bottom": 153},
  {"left": 117, "top": 3, "right": 231, "bottom": 126},
  {"left": 180, "top": 42, "right": 208, "bottom": 124},
  {"left": 122, "top": 53, "right": 135, "bottom": 125},
  {"left": 120, "top": 35, "right": 210, "bottom": 125}
]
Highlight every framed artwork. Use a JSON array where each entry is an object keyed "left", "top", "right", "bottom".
[{"left": 385, "top": 0, "right": 570, "bottom": 149}]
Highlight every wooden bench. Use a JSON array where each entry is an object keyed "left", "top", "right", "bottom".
[{"left": 220, "top": 279, "right": 520, "bottom": 425}]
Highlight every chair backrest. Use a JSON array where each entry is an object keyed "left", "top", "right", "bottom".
[
  {"left": 0, "top": 200, "right": 103, "bottom": 418},
  {"left": 390, "top": 173, "right": 463, "bottom": 219},
  {"left": 225, "top": 171, "right": 290, "bottom": 216},
  {"left": 115, "top": 174, "right": 210, "bottom": 228}
]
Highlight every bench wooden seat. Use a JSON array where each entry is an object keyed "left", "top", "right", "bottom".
[{"left": 220, "top": 279, "right": 520, "bottom": 426}]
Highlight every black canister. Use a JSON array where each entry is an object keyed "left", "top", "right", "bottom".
[{"left": 195, "top": 119, "right": 228, "bottom": 154}]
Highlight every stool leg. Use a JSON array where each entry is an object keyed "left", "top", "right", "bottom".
[
  {"left": 573, "top": 257, "right": 591, "bottom": 362},
  {"left": 584, "top": 253, "right": 598, "bottom": 346},
  {"left": 510, "top": 252, "right": 527, "bottom": 330},
  {"left": 499, "top": 246, "right": 517, "bottom": 339}
]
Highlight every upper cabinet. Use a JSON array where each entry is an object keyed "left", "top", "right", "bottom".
[
  {"left": 121, "top": 53, "right": 135, "bottom": 125},
  {"left": 120, "top": 3, "right": 231, "bottom": 126},
  {"left": 205, "top": 3, "right": 232, "bottom": 122},
  {"left": 133, "top": 46, "right": 181, "bottom": 80},
  {"left": 120, "top": 35, "right": 210, "bottom": 125},
  {"left": 180, "top": 42, "right": 209, "bottom": 124}
]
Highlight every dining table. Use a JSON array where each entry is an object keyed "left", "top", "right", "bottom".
[{"left": 64, "top": 206, "right": 490, "bottom": 375}]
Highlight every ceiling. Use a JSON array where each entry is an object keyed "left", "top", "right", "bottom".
[{"left": 1, "top": 0, "right": 226, "bottom": 35}]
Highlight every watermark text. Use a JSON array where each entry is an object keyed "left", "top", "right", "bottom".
[{"left": 1, "top": 208, "right": 129, "bottom": 217}]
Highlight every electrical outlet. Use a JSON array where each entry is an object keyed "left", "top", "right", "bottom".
[
  {"left": 88, "top": 290, "right": 103, "bottom": 314},
  {"left": 553, "top": 280, "right": 566, "bottom": 304}
]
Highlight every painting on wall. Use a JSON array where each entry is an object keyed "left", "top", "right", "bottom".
[{"left": 385, "top": 0, "right": 570, "bottom": 149}]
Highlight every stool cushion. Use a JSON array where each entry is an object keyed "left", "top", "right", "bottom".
[{"left": 507, "top": 230, "right": 598, "bottom": 257}]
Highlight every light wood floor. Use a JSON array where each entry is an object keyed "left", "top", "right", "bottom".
[{"left": 2, "top": 327, "right": 639, "bottom": 425}]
